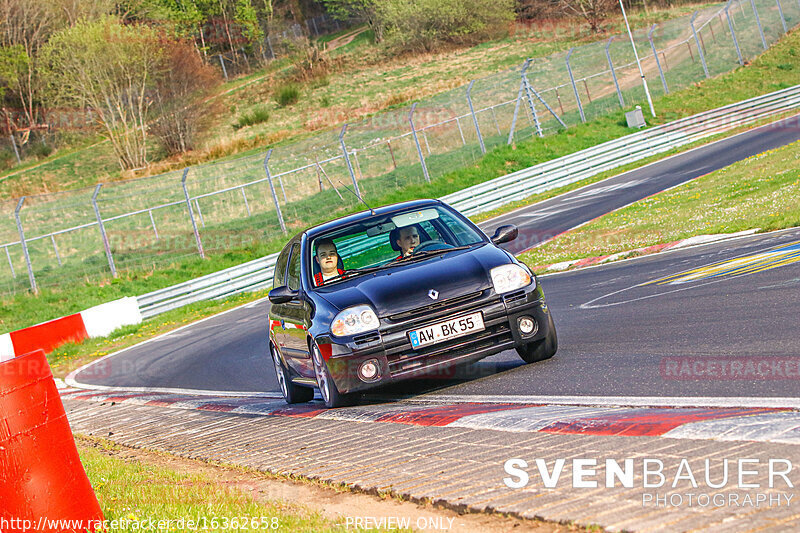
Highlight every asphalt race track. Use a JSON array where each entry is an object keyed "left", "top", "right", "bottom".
[{"left": 72, "top": 115, "right": 800, "bottom": 403}]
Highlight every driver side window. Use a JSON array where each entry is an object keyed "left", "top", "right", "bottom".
[{"left": 287, "top": 244, "right": 301, "bottom": 291}]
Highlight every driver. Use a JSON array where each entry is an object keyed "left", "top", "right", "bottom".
[
  {"left": 314, "top": 239, "right": 345, "bottom": 286},
  {"left": 395, "top": 226, "right": 420, "bottom": 259}
]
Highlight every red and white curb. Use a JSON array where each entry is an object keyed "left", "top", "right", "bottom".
[
  {"left": 60, "top": 388, "right": 800, "bottom": 445},
  {"left": 533, "top": 229, "right": 759, "bottom": 273},
  {"left": 0, "top": 297, "right": 141, "bottom": 362}
]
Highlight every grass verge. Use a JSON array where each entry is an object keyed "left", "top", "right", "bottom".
[
  {"left": 76, "top": 436, "right": 394, "bottom": 533},
  {"left": 518, "top": 139, "right": 800, "bottom": 269}
]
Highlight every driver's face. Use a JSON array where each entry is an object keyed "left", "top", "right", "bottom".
[
  {"left": 397, "top": 227, "right": 420, "bottom": 256},
  {"left": 317, "top": 243, "right": 338, "bottom": 274}
]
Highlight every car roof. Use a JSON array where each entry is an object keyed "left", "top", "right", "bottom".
[{"left": 304, "top": 198, "right": 444, "bottom": 240}]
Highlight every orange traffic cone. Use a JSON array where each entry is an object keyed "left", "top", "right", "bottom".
[{"left": 0, "top": 349, "right": 104, "bottom": 532}]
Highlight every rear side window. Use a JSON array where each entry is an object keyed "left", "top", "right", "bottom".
[
  {"left": 287, "top": 244, "right": 301, "bottom": 291},
  {"left": 273, "top": 244, "right": 292, "bottom": 288}
]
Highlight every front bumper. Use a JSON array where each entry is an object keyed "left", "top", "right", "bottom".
[{"left": 319, "top": 283, "right": 553, "bottom": 394}]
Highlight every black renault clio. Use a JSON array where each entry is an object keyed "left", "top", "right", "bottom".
[{"left": 268, "top": 199, "right": 557, "bottom": 407}]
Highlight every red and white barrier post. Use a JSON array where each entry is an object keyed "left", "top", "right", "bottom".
[{"left": 0, "top": 349, "right": 104, "bottom": 532}]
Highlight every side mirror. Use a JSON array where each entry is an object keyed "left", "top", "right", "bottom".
[
  {"left": 491, "top": 224, "right": 518, "bottom": 245},
  {"left": 268, "top": 286, "right": 297, "bottom": 304}
]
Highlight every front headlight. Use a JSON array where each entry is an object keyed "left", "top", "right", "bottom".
[
  {"left": 490, "top": 264, "right": 533, "bottom": 294},
  {"left": 331, "top": 305, "right": 379, "bottom": 337}
]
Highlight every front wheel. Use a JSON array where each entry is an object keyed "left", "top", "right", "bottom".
[
  {"left": 516, "top": 313, "right": 558, "bottom": 363},
  {"left": 311, "top": 343, "right": 358, "bottom": 408},
  {"left": 272, "top": 343, "right": 313, "bottom": 404}
]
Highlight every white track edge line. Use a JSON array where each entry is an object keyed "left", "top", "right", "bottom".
[{"left": 389, "top": 394, "right": 800, "bottom": 409}]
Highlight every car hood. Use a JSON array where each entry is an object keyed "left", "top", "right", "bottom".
[{"left": 317, "top": 244, "right": 512, "bottom": 316}]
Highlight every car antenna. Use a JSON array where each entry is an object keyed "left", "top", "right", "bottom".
[{"left": 334, "top": 178, "right": 376, "bottom": 215}]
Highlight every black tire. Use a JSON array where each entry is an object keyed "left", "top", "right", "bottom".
[
  {"left": 311, "top": 342, "right": 358, "bottom": 408},
  {"left": 271, "top": 343, "right": 314, "bottom": 404},
  {"left": 516, "top": 313, "right": 558, "bottom": 364}
]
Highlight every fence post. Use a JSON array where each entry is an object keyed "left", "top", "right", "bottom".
[
  {"left": 148, "top": 209, "right": 159, "bottom": 240},
  {"left": 750, "top": 0, "right": 768, "bottom": 50},
  {"left": 409, "top": 103, "right": 431, "bottom": 183},
  {"left": 339, "top": 124, "right": 362, "bottom": 199},
  {"left": 91, "top": 185, "right": 116, "bottom": 277},
  {"left": 466, "top": 80, "right": 486, "bottom": 154},
  {"left": 725, "top": 1, "right": 745, "bottom": 66},
  {"left": 605, "top": 37, "right": 625, "bottom": 109},
  {"left": 649, "top": 25, "right": 669, "bottom": 94},
  {"left": 690, "top": 12, "right": 710, "bottom": 78},
  {"left": 507, "top": 60, "right": 527, "bottom": 145},
  {"left": 522, "top": 62, "right": 567, "bottom": 131},
  {"left": 14, "top": 197, "right": 36, "bottom": 293},
  {"left": 181, "top": 168, "right": 205, "bottom": 258},
  {"left": 776, "top": 0, "right": 788, "bottom": 33},
  {"left": 455, "top": 116, "right": 466, "bottom": 145},
  {"left": 266, "top": 35, "right": 275, "bottom": 60},
  {"left": 50, "top": 235, "right": 61, "bottom": 267},
  {"left": 240, "top": 187, "right": 251, "bottom": 216},
  {"left": 8, "top": 133, "right": 21, "bottom": 165},
  {"left": 263, "top": 150, "right": 287, "bottom": 234},
  {"left": 565, "top": 48, "right": 586, "bottom": 123},
  {"left": 218, "top": 54, "right": 228, "bottom": 79},
  {"left": 5, "top": 246, "right": 15, "bottom": 278}
]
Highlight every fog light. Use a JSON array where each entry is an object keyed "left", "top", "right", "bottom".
[
  {"left": 518, "top": 316, "right": 537, "bottom": 336},
  {"left": 358, "top": 359, "right": 380, "bottom": 381}
]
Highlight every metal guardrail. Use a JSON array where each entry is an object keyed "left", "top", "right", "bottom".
[
  {"left": 138, "top": 254, "right": 279, "bottom": 318},
  {"left": 138, "top": 84, "right": 800, "bottom": 318},
  {"left": 443, "top": 84, "right": 800, "bottom": 216}
]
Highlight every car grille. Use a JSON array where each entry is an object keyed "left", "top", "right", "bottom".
[
  {"left": 378, "top": 288, "right": 512, "bottom": 377},
  {"left": 386, "top": 290, "right": 485, "bottom": 322}
]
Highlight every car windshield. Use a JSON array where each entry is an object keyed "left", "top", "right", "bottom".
[{"left": 309, "top": 205, "right": 485, "bottom": 287}]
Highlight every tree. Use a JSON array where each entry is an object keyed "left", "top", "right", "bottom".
[
  {"left": 0, "top": 0, "right": 112, "bottom": 127},
  {"left": 42, "top": 17, "right": 164, "bottom": 170},
  {"left": 150, "top": 40, "right": 221, "bottom": 155},
  {"left": 559, "top": 0, "right": 616, "bottom": 33},
  {"left": 377, "top": 0, "right": 515, "bottom": 52},
  {"left": 321, "top": 0, "right": 383, "bottom": 42}
]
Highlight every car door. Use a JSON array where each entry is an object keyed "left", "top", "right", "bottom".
[
  {"left": 269, "top": 243, "right": 292, "bottom": 355},
  {"left": 280, "top": 242, "right": 315, "bottom": 378}
]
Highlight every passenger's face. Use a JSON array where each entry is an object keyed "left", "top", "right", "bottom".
[
  {"left": 397, "top": 227, "right": 420, "bottom": 255},
  {"left": 317, "top": 243, "right": 338, "bottom": 274}
]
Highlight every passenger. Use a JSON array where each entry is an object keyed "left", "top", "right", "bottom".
[
  {"left": 395, "top": 226, "right": 420, "bottom": 259},
  {"left": 314, "top": 239, "right": 345, "bottom": 286}
]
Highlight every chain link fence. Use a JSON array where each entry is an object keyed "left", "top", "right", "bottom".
[{"left": 2, "top": 0, "right": 798, "bottom": 297}]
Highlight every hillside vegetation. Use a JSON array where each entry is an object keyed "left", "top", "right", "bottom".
[{"left": 0, "top": 2, "right": 717, "bottom": 198}]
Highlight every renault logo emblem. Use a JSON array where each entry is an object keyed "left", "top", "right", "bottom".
[{"left": 428, "top": 290, "right": 439, "bottom": 300}]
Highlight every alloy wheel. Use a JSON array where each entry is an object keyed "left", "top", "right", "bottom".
[
  {"left": 272, "top": 347, "right": 288, "bottom": 398},
  {"left": 312, "top": 345, "right": 330, "bottom": 404}
]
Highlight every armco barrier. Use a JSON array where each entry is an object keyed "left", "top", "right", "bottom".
[
  {"left": 0, "top": 349, "right": 104, "bottom": 532},
  {"left": 135, "top": 84, "right": 800, "bottom": 319}
]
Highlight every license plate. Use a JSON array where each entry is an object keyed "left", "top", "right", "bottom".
[{"left": 408, "top": 312, "right": 485, "bottom": 349}]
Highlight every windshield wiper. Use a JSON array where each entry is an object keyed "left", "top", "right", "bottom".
[
  {"left": 405, "top": 244, "right": 477, "bottom": 261},
  {"left": 324, "top": 265, "right": 386, "bottom": 283}
]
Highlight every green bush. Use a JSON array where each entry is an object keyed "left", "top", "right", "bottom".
[
  {"left": 29, "top": 141, "right": 54, "bottom": 159},
  {"left": 378, "top": 0, "right": 515, "bottom": 52},
  {"left": 233, "top": 106, "right": 271, "bottom": 129},
  {"left": 276, "top": 83, "right": 300, "bottom": 107}
]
